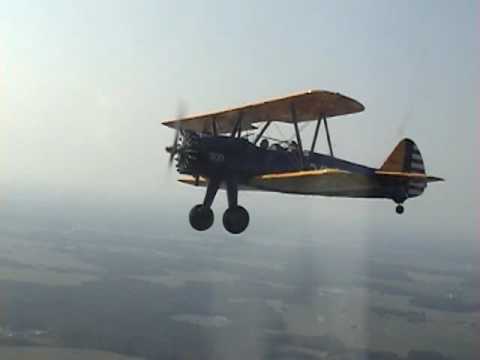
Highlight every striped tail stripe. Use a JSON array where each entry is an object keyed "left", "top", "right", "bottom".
[
  {"left": 410, "top": 162, "right": 425, "bottom": 171},
  {"left": 407, "top": 142, "right": 426, "bottom": 197},
  {"left": 411, "top": 153, "right": 423, "bottom": 161},
  {"left": 407, "top": 142, "right": 425, "bottom": 174},
  {"left": 408, "top": 178, "right": 426, "bottom": 197}
]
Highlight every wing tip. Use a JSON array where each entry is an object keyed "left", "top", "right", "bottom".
[{"left": 178, "top": 176, "right": 208, "bottom": 186}]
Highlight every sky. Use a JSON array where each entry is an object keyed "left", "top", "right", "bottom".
[{"left": 0, "top": 0, "right": 477, "bottom": 243}]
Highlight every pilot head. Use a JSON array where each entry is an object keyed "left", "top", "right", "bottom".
[{"left": 260, "top": 139, "right": 269, "bottom": 149}]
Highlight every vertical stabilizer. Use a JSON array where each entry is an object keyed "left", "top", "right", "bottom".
[{"left": 380, "top": 138, "right": 427, "bottom": 197}]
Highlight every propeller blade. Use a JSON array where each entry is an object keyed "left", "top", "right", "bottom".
[
  {"left": 166, "top": 101, "right": 187, "bottom": 170},
  {"left": 168, "top": 128, "right": 180, "bottom": 167}
]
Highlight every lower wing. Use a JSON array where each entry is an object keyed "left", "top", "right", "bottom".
[
  {"left": 177, "top": 169, "right": 443, "bottom": 197},
  {"left": 248, "top": 169, "right": 380, "bottom": 196}
]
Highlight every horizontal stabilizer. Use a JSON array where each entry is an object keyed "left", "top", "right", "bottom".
[{"left": 375, "top": 171, "right": 444, "bottom": 183}]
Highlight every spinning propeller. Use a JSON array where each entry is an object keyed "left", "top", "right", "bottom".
[
  {"left": 164, "top": 102, "right": 199, "bottom": 188},
  {"left": 165, "top": 102, "right": 186, "bottom": 169}
]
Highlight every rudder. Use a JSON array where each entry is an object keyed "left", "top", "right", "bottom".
[{"left": 380, "top": 138, "right": 427, "bottom": 197}]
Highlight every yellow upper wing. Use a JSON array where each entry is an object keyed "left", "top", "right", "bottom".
[{"left": 162, "top": 90, "right": 365, "bottom": 134}]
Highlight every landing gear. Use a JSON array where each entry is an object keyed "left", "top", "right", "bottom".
[
  {"left": 188, "top": 176, "right": 250, "bottom": 234},
  {"left": 393, "top": 192, "right": 406, "bottom": 215},
  {"left": 189, "top": 204, "right": 214, "bottom": 231},
  {"left": 222, "top": 177, "right": 249, "bottom": 234},
  {"left": 189, "top": 177, "right": 219, "bottom": 231},
  {"left": 223, "top": 206, "right": 249, "bottom": 234}
]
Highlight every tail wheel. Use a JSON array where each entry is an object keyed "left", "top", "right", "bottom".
[
  {"left": 395, "top": 204, "right": 404, "bottom": 215},
  {"left": 223, "top": 206, "right": 249, "bottom": 234},
  {"left": 189, "top": 204, "right": 214, "bottom": 231}
]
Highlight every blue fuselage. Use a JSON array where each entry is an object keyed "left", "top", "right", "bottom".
[{"left": 176, "top": 135, "right": 406, "bottom": 201}]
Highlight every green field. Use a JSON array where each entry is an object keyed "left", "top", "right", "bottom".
[{"left": 0, "top": 226, "right": 476, "bottom": 359}]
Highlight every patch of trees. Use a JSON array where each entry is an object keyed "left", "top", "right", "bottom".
[
  {"left": 370, "top": 306, "right": 426, "bottom": 323},
  {"left": 410, "top": 295, "right": 480, "bottom": 313}
]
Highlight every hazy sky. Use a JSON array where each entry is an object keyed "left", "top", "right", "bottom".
[{"left": 0, "top": 1, "right": 477, "bottom": 241}]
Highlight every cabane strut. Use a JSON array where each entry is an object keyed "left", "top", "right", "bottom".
[{"left": 309, "top": 114, "right": 334, "bottom": 157}]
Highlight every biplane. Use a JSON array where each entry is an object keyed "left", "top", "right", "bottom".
[{"left": 163, "top": 90, "right": 443, "bottom": 234}]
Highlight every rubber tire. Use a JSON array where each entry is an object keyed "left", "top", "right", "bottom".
[
  {"left": 189, "top": 204, "right": 214, "bottom": 231},
  {"left": 395, "top": 204, "right": 404, "bottom": 215},
  {"left": 223, "top": 206, "right": 249, "bottom": 234}
]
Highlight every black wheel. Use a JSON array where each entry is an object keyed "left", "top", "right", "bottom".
[
  {"left": 189, "top": 204, "right": 214, "bottom": 231},
  {"left": 223, "top": 206, "right": 249, "bottom": 234},
  {"left": 395, "top": 204, "right": 404, "bottom": 215}
]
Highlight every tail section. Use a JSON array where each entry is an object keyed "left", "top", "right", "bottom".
[
  {"left": 380, "top": 138, "right": 425, "bottom": 174},
  {"left": 380, "top": 138, "right": 428, "bottom": 197}
]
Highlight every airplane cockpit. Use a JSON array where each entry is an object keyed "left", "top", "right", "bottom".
[{"left": 258, "top": 138, "right": 299, "bottom": 153}]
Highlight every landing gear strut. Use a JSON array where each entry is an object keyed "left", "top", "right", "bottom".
[
  {"left": 223, "top": 177, "right": 249, "bottom": 234},
  {"left": 188, "top": 177, "right": 250, "bottom": 234},
  {"left": 393, "top": 193, "right": 406, "bottom": 215},
  {"left": 189, "top": 178, "right": 220, "bottom": 231}
]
